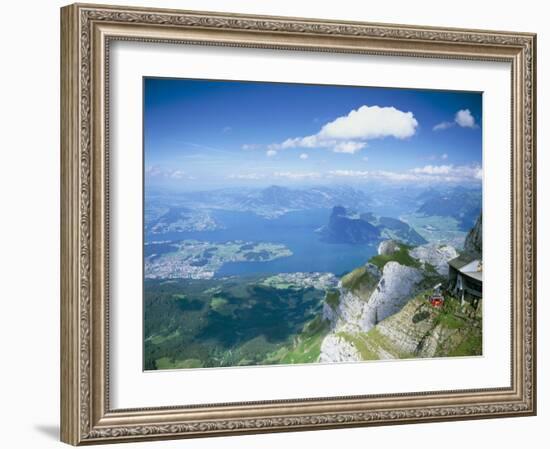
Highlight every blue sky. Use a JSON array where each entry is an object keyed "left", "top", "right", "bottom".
[{"left": 144, "top": 78, "right": 482, "bottom": 190}]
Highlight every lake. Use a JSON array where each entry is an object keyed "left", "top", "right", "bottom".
[{"left": 145, "top": 208, "right": 378, "bottom": 277}]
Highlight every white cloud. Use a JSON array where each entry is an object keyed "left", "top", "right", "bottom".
[
  {"left": 319, "top": 105, "right": 418, "bottom": 140},
  {"left": 145, "top": 165, "right": 163, "bottom": 177},
  {"left": 433, "top": 108, "right": 478, "bottom": 131},
  {"left": 333, "top": 141, "right": 367, "bottom": 154},
  {"left": 227, "top": 173, "right": 265, "bottom": 180},
  {"left": 170, "top": 169, "right": 186, "bottom": 179},
  {"left": 266, "top": 149, "right": 277, "bottom": 157},
  {"left": 328, "top": 170, "right": 370, "bottom": 178},
  {"left": 273, "top": 171, "right": 322, "bottom": 180},
  {"left": 455, "top": 109, "right": 476, "bottom": 128},
  {"left": 328, "top": 164, "right": 482, "bottom": 183},
  {"left": 241, "top": 143, "right": 261, "bottom": 150},
  {"left": 409, "top": 164, "right": 482, "bottom": 182},
  {"left": 268, "top": 104, "right": 418, "bottom": 154},
  {"left": 146, "top": 166, "right": 189, "bottom": 180},
  {"left": 376, "top": 171, "right": 420, "bottom": 182},
  {"left": 299, "top": 153, "right": 309, "bottom": 160},
  {"left": 411, "top": 165, "right": 453, "bottom": 175},
  {"left": 433, "top": 121, "right": 454, "bottom": 131}
]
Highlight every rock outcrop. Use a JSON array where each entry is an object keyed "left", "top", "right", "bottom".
[
  {"left": 360, "top": 262, "right": 424, "bottom": 330},
  {"left": 317, "top": 239, "right": 477, "bottom": 363},
  {"left": 319, "top": 247, "right": 429, "bottom": 362},
  {"left": 318, "top": 334, "right": 361, "bottom": 363},
  {"left": 464, "top": 213, "right": 482, "bottom": 255},
  {"left": 377, "top": 239, "right": 401, "bottom": 256},
  {"left": 409, "top": 244, "right": 459, "bottom": 275},
  {"left": 321, "top": 263, "right": 381, "bottom": 334},
  {"left": 368, "top": 295, "right": 482, "bottom": 359}
]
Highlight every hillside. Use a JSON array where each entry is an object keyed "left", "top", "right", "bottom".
[
  {"left": 320, "top": 206, "right": 427, "bottom": 245},
  {"left": 318, "top": 239, "right": 481, "bottom": 362},
  {"left": 416, "top": 186, "right": 481, "bottom": 231},
  {"left": 323, "top": 293, "right": 481, "bottom": 361},
  {"left": 146, "top": 185, "right": 372, "bottom": 224}
]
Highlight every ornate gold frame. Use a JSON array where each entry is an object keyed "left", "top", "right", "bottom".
[{"left": 60, "top": 3, "right": 537, "bottom": 445}]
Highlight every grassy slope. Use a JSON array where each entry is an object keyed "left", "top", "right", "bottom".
[
  {"left": 325, "top": 289, "right": 341, "bottom": 310},
  {"left": 368, "top": 244, "right": 421, "bottom": 270},
  {"left": 338, "top": 292, "right": 482, "bottom": 361},
  {"left": 269, "top": 316, "right": 331, "bottom": 364},
  {"left": 144, "top": 276, "right": 330, "bottom": 370},
  {"left": 340, "top": 265, "right": 379, "bottom": 302}
]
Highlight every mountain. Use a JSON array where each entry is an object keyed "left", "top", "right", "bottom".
[
  {"left": 146, "top": 185, "right": 372, "bottom": 220},
  {"left": 373, "top": 216, "right": 427, "bottom": 245},
  {"left": 464, "top": 213, "right": 482, "bottom": 255},
  {"left": 145, "top": 206, "right": 222, "bottom": 234},
  {"left": 321, "top": 206, "right": 381, "bottom": 244},
  {"left": 318, "top": 240, "right": 480, "bottom": 363},
  {"left": 321, "top": 293, "right": 482, "bottom": 362},
  {"left": 320, "top": 206, "right": 427, "bottom": 246},
  {"left": 416, "top": 186, "right": 481, "bottom": 231}
]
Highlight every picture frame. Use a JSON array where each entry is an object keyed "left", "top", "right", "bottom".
[{"left": 60, "top": 2, "right": 537, "bottom": 445}]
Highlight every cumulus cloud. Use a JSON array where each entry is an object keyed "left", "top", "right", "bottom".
[
  {"left": 318, "top": 105, "right": 418, "bottom": 140},
  {"left": 333, "top": 141, "right": 367, "bottom": 154},
  {"left": 266, "top": 149, "right": 277, "bottom": 157},
  {"left": 267, "top": 105, "right": 418, "bottom": 154},
  {"left": 299, "top": 153, "right": 309, "bottom": 160},
  {"left": 433, "top": 108, "right": 478, "bottom": 131},
  {"left": 455, "top": 109, "right": 476, "bottom": 128}
]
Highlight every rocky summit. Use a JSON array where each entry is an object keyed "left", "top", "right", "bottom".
[{"left": 318, "top": 238, "right": 481, "bottom": 363}]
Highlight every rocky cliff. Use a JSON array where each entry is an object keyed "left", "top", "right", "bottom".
[
  {"left": 464, "top": 213, "right": 482, "bottom": 255},
  {"left": 409, "top": 243, "right": 458, "bottom": 275},
  {"left": 319, "top": 240, "right": 474, "bottom": 363},
  {"left": 321, "top": 293, "right": 482, "bottom": 362}
]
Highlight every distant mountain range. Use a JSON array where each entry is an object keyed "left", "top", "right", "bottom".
[
  {"left": 320, "top": 206, "right": 427, "bottom": 246},
  {"left": 236, "top": 185, "right": 371, "bottom": 217},
  {"left": 146, "top": 185, "right": 372, "bottom": 220},
  {"left": 145, "top": 185, "right": 482, "bottom": 242},
  {"left": 415, "top": 186, "right": 481, "bottom": 231}
]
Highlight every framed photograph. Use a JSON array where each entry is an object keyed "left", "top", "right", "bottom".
[{"left": 60, "top": 3, "right": 537, "bottom": 445}]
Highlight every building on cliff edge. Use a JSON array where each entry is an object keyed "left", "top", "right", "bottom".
[{"left": 448, "top": 254, "right": 482, "bottom": 307}]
